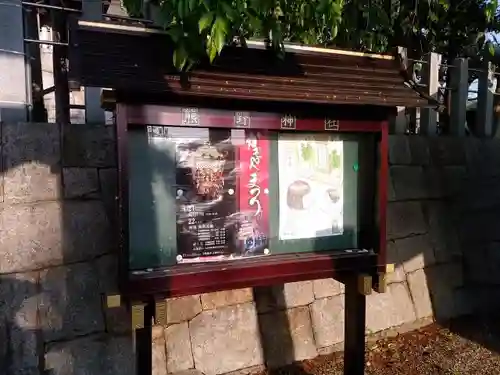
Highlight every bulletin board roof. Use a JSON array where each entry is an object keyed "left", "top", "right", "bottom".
[{"left": 70, "top": 20, "right": 428, "bottom": 108}]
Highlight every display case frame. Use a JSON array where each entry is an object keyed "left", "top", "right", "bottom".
[{"left": 115, "top": 97, "right": 389, "bottom": 300}]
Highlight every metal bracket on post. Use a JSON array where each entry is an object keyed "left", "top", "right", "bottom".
[
  {"left": 373, "top": 273, "right": 387, "bottom": 294},
  {"left": 373, "top": 264, "right": 394, "bottom": 294},
  {"left": 357, "top": 274, "right": 373, "bottom": 296},
  {"left": 131, "top": 302, "right": 146, "bottom": 331},
  {"left": 154, "top": 300, "right": 167, "bottom": 326},
  {"left": 385, "top": 263, "right": 395, "bottom": 274},
  {"left": 105, "top": 294, "right": 122, "bottom": 309}
]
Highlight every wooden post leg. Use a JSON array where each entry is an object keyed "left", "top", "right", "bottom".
[
  {"left": 343, "top": 276, "right": 367, "bottom": 375},
  {"left": 132, "top": 302, "right": 153, "bottom": 375}
]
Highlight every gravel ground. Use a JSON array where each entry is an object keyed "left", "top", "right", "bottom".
[{"left": 261, "top": 315, "right": 500, "bottom": 375}]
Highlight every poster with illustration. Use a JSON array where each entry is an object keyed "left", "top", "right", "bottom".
[
  {"left": 278, "top": 133, "right": 344, "bottom": 240},
  {"left": 159, "top": 127, "right": 270, "bottom": 264}
]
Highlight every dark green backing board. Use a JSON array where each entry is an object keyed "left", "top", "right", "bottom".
[{"left": 127, "top": 127, "right": 372, "bottom": 270}]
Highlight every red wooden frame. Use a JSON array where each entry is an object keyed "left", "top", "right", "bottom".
[{"left": 116, "top": 103, "right": 389, "bottom": 300}]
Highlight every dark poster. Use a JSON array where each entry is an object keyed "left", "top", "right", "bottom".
[{"left": 171, "top": 129, "right": 270, "bottom": 263}]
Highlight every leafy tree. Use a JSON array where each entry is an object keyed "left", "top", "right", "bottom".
[{"left": 121, "top": 0, "right": 500, "bottom": 70}]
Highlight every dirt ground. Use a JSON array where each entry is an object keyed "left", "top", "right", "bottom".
[{"left": 263, "top": 315, "right": 500, "bottom": 375}]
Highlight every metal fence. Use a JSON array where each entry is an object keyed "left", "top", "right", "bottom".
[
  {"left": 0, "top": 1, "right": 497, "bottom": 136},
  {"left": 395, "top": 50, "right": 499, "bottom": 137},
  {"left": 17, "top": 0, "right": 153, "bottom": 125}
]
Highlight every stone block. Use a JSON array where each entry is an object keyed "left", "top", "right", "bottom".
[
  {"left": 189, "top": 302, "right": 263, "bottom": 375},
  {"left": 95, "top": 254, "right": 120, "bottom": 295},
  {"left": 389, "top": 136, "right": 411, "bottom": 165},
  {"left": 453, "top": 288, "right": 475, "bottom": 317},
  {"left": 309, "top": 295, "right": 345, "bottom": 348},
  {"left": 259, "top": 307, "right": 317, "bottom": 367},
  {"left": 312, "top": 279, "right": 344, "bottom": 299},
  {"left": 488, "top": 243, "right": 500, "bottom": 285},
  {"left": 386, "top": 241, "right": 406, "bottom": 284},
  {"left": 0, "top": 202, "right": 63, "bottom": 273},
  {"left": 254, "top": 282, "right": 314, "bottom": 313},
  {"left": 429, "top": 137, "right": 466, "bottom": 166},
  {"left": 422, "top": 167, "right": 445, "bottom": 199},
  {"left": 424, "top": 202, "right": 461, "bottom": 264},
  {"left": 170, "top": 370, "right": 205, "bottom": 375},
  {"left": 425, "top": 263, "right": 465, "bottom": 320},
  {"left": 223, "top": 365, "right": 264, "bottom": 375},
  {"left": 201, "top": 288, "right": 253, "bottom": 310},
  {"left": 464, "top": 138, "right": 500, "bottom": 178},
  {"left": 104, "top": 304, "right": 131, "bottom": 335},
  {"left": 457, "top": 176, "right": 500, "bottom": 213},
  {"left": 98, "top": 168, "right": 118, "bottom": 223},
  {"left": 366, "top": 283, "right": 415, "bottom": 333},
  {"left": 408, "top": 136, "right": 430, "bottom": 165},
  {"left": 63, "top": 125, "right": 116, "bottom": 167},
  {"left": 395, "top": 234, "right": 435, "bottom": 273},
  {"left": 464, "top": 137, "right": 483, "bottom": 175},
  {"left": 166, "top": 295, "right": 202, "bottom": 324},
  {"left": 462, "top": 246, "right": 490, "bottom": 284},
  {"left": 387, "top": 172, "right": 396, "bottom": 202},
  {"left": 424, "top": 263, "right": 464, "bottom": 319},
  {"left": 0, "top": 272, "right": 39, "bottom": 374},
  {"left": 152, "top": 326, "right": 168, "bottom": 375},
  {"left": 39, "top": 260, "right": 107, "bottom": 342},
  {"left": 428, "top": 283, "right": 456, "bottom": 320},
  {"left": 0, "top": 170, "right": 3, "bottom": 204},
  {"left": 390, "top": 166, "right": 427, "bottom": 200},
  {"left": 0, "top": 316, "right": 7, "bottom": 372},
  {"left": 45, "top": 334, "right": 135, "bottom": 375},
  {"left": 406, "top": 269, "right": 432, "bottom": 319},
  {"left": 96, "top": 256, "right": 130, "bottom": 334},
  {"left": 63, "top": 201, "right": 114, "bottom": 261},
  {"left": 3, "top": 162, "right": 60, "bottom": 204},
  {"left": 0, "top": 201, "right": 112, "bottom": 274},
  {"left": 458, "top": 211, "right": 500, "bottom": 243},
  {"left": 469, "top": 286, "right": 500, "bottom": 314},
  {"left": 2, "top": 122, "right": 60, "bottom": 203},
  {"left": 165, "top": 322, "right": 194, "bottom": 373},
  {"left": 63, "top": 168, "right": 99, "bottom": 198},
  {"left": 442, "top": 166, "right": 467, "bottom": 199},
  {"left": 428, "top": 262, "right": 464, "bottom": 290},
  {"left": 387, "top": 202, "right": 427, "bottom": 240}
]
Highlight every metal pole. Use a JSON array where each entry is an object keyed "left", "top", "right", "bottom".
[{"left": 82, "top": 0, "right": 106, "bottom": 124}]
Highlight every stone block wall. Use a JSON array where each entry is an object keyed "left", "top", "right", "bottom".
[{"left": 0, "top": 122, "right": 497, "bottom": 375}]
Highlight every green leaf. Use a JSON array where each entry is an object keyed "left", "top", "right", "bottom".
[
  {"left": 220, "top": 1, "right": 237, "bottom": 21},
  {"left": 166, "top": 26, "right": 184, "bottom": 43},
  {"left": 213, "top": 16, "right": 229, "bottom": 53},
  {"left": 199, "top": 12, "right": 214, "bottom": 33},
  {"left": 489, "top": 43, "right": 495, "bottom": 56},
  {"left": 207, "top": 38, "right": 218, "bottom": 62},
  {"left": 331, "top": 24, "right": 338, "bottom": 39},
  {"left": 122, "top": 0, "right": 500, "bottom": 76},
  {"left": 173, "top": 45, "right": 189, "bottom": 70},
  {"left": 178, "top": 0, "right": 185, "bottom": 19}
]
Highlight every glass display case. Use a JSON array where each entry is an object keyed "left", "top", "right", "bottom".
[
  {"left": 128, "top": 125, "right": 375, "bottom": 269},
  {"left": 116, "top": 104, "right": 387, "bottom": 298}
]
